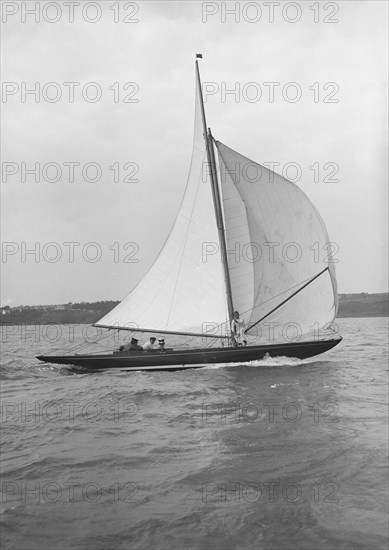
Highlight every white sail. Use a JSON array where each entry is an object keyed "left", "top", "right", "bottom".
[
  {"left": 96, "top": 77, "right": 227, "bottom": 336},
  {"left": 216, "top": 141, "right": 338, "bottom": 343}
]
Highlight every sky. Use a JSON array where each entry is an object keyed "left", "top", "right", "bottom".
[{"left": 1, "top": 0, "right": 388, "bottom": 306}]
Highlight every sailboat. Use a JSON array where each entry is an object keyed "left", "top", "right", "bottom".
[{"left": 37, "top": 56, "right": 342, "bottom": 371}]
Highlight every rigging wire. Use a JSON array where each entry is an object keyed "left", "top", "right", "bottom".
[
  {"left": 46, "top": 325, "right": 121, "bottom": 355},
  {"left": 165, "top": 151, "right": 205, "bottom": 330}
]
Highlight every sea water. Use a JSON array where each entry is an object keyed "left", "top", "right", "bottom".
[{"left": 1, "top": 317, "right": 388, "bottom": 549}]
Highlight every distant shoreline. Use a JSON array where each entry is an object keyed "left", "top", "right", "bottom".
[{"left": 1, "top": 294, "right": 387, "bottom": 325}]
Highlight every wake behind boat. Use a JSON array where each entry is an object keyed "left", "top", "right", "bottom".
[{"left": 37, "top": 55, "right": 342, "bottom": 371}]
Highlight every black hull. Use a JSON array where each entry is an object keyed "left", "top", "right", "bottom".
[{"left": 37, "top": 338, "right": 341, "bottom": 371}]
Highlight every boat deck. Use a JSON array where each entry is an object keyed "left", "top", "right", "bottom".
[{"left": 37, "top": 338, "right": 342, "bottom": 371}]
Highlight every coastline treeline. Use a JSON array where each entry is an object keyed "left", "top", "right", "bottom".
[{"left": 1, "top": 295, "right": 388, "bottom": 325}]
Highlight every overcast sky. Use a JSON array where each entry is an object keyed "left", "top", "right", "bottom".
[{"left": 1, "top": 0, "right": 388, "bottom": 306}]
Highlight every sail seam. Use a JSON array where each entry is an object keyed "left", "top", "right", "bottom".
[{"left": 164, "top": 155, "right": 205, "bottom": 330}]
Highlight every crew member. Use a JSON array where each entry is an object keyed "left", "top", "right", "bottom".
[
  {"left": 157, "top": 338, "right": 166, "bottom": 352},
  {"left": 231, "top": 311, "right": 247, "bottom": 347},
  {"left": 143, "top": 337, "right": 156, "bottom": 352},
  {"left": 122, "top": 337, "right": 143, "bottom": 351}
]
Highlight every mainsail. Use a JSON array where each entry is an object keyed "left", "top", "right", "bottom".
[
  {"left": 95, "top": 74, "right": 227, "bottom": 336},
  {"left": 216, "top": 141, "right": 338, "bottom": 342}
]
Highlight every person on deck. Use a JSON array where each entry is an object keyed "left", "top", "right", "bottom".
[
  {"left": 231, "top": 311, "right": 247, "bottom": 347},
  {"left": 143, "top": 337, "right": 156, "bottom": 352},
  {"left": 121, "top": 338, "right": 143, "bottom": 351},
  {"left": 157, "top": 338, "right": 166, "bottom": 352}
]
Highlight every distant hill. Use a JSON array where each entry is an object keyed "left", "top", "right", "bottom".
[
  {"left": 1, "top": 294, "right": 388, "bottom": 325},
  {"left": 0, "top": 301, "right": 119, "bottom": 325},
  {"left": 337, "top": 293, "right": 388, "bottom": 318}
]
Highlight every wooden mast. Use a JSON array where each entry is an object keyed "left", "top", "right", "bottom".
[{"left": 195, "top": 56, "right": 235, "bottom": 340}]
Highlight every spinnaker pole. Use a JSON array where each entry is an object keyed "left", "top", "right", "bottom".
[
  {"left": 195, "top": 55, "right": 235, "bottom": 336},
  {"left": 245, "top": 267, "right": 330, "bottom": 333}
]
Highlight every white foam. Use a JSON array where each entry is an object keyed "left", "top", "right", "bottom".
[{"left": 202, "top": 354, "right": 309, "bottom": 370}]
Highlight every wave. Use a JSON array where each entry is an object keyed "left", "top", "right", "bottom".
[{"left": 202, "top": 354, "right": 313, "bottom": 369}]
